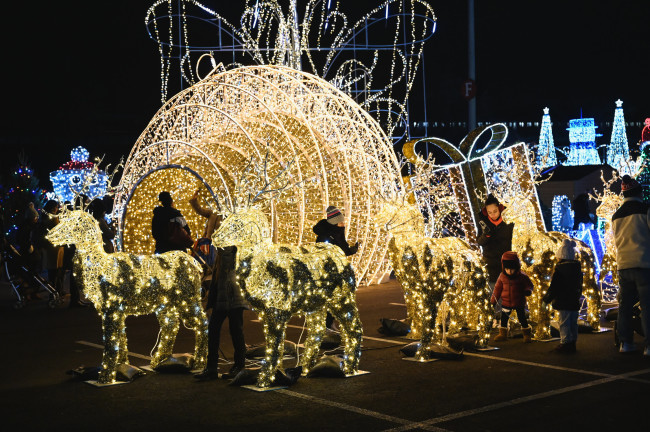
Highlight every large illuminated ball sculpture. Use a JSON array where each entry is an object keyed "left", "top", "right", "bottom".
[{"left": 113, "top": 65, "right": 401, "bottom": 283}]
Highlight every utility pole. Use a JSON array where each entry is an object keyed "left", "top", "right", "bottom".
[{"left": 468, "top": 0, "right": 477, "bottom": 131}]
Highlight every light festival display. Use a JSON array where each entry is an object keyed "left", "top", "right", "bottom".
[
  {"left": 50, "top": 147, "right": 109, "bottom": 203},
  {"left": 144, "top": 0, "right": 436, "bottom": 140},
  {"left": 551, "top": 195, "right": 573, "bottom": 233},
  {"left": 113, "top": 65, "right": 403, "bottom": 285},
  {"left": 536, "top": 107, "right": 557, "bottom": 168},
  {"left": 607, "top": 99, "right": 631, "bottom": 175},
  {"left": 563, "top": 118, "right": 602, "bottom": 166},
  {"left": 46, "top": 209, "right": 208, "bottom": 383}
]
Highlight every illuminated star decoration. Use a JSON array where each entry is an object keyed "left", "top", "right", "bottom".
[
  {"left": 46, "top": 209, "right": 208, "bottom": 383},
  {"left": 211, "top": 160, "right": 362, "bottom": 388},
  {"left": 50, "top": 146, "right": 109, "bottom": 203}
]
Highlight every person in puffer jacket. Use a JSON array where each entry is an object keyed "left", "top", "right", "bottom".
[
  {"left": 543, "top": 239, "right": 583, "bottom": 354},
  {"left": 491, "top": 251, "right": 534, "bottom": 343}
]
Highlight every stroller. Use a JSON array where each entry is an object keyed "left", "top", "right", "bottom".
[{"left": 2, "top": 242, "right": 62, "bottom": 309}]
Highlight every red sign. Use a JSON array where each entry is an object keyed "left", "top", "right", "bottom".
[{"left": 462, "top": 79, "right": 476, "bottom": 101}]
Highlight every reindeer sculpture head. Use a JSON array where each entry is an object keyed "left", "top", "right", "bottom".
[
  {"left": 212, "top": 207, "right": 272, "bottom": 249},
  {"left": 46, "top": 209, "right": 103, "bottom": 250},
  {"left": 212, "top": 151, "right": 297, "bottom": 250}
]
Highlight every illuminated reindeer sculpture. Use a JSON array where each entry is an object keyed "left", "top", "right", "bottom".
[
  {"left": 593, "top": 171, "right": 624, "bottom": 291},
  {"left": 211, "top": 157, "right": 362, "bottom": 388},
  {"left": 46, "top": 208, "right": 208, "bottom": 383},
  {"left": 498, "top": 191, "right": 601, "bottom": 339},
  {"left": 375, "top": 157, "right": 493, "bottom": 360}
]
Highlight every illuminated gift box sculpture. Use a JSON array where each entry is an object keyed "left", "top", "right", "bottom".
[
  {"left": 404, "top": 124, "right": 600, "bottom": 339},
  {"left": 50, "top": 146, "right": 109, "bottom": 203},
  {"left": 113, "top": 65, "right": 402, "bottom": 285}
]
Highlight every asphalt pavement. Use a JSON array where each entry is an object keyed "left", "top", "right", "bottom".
[{"left": 1, "top": 278, "right": 648, "bottom": 431}]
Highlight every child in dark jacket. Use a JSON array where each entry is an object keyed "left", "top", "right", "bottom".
[
  {"left": 491, "top": 251, "right": 534, "bottom": 343},
  {"left": 543, "top": 239, "right": 583, "bottom": 353}
]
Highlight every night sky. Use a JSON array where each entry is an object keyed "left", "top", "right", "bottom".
[{"left": 2, "top": 0, "right": 649, "bottom": 185}]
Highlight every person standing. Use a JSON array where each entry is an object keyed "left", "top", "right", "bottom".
[
  {"left": 151, "top": 191, "right": 192, "bottom": 254},
  {"left": 491, "top": 251, "right": 534, "bottom": 343},
  {"left": 477, "top": 194, "right": 514, "bottom": 286},
  {"left": 612, "top": 175, "right": 650, "bottom": 357},
  {"left": 89, "top": 199, "right": 115, "bottom": 253},
  {"left": 543, "top": 239, "right": 583, "bottom": 353},
  {"left": 194, "top": 246, "right": 248, "bottom": 381},
  {"left": 313, "top": 205, "right": 358, "bottom": 329}
]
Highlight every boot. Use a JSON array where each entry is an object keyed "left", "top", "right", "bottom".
[
  {"left": 522, "top": 326, "right": 532, "bottom": 343},
  {"left": 493, "top": 327, "right": 508, "bottom": 342}
]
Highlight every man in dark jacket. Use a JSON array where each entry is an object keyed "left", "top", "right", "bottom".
[
  {"left": 543, "top": 239, "right": 583, "bottom": 353},
  {"left": 195, "top": 246, "right": 247, "bottom": 381},
  {"left": 476, "top": 194, "right": 514, "bottom": 286},
  {"left": 151, "top": 191, "right": 192, "bottom": 254},
  {"left": 612, "top": 175, "right": 650, "bottom": 357},
  {"left": 313, "top": 205, "right": 358, "bottom": 330}
]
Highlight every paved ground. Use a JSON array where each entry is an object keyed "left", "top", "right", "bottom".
[{"left": 1, "top": 279, "right": 649, "bottom": 431}]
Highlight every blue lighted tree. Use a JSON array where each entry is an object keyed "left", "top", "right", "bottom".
[
  {"left": 0, "top": 153, "right": 46, "bottom": 240},
  {"left": 607, "top": 99, "right": 631, "bottom": 174},
  {"left": 536, "top": 107, "right": 557, "bottom": 168}
]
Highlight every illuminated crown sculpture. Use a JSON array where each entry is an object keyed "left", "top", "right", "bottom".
[
  {"left": 145, "top": 0, "right": 437, "bottom": 141},
  {"left": 563, "top": 118, "right": 602, "bottom": 166},
  {"left": 50, "top": 146, "right": 109, "bottom": 203},
  {"left": 113, "top": 65, "right": 402, "bottom": 284}
]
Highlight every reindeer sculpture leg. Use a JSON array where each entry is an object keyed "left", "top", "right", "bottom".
[
  {"left": 99, "top": 309, "right": 126, "bottom": 383},
  {"left": 328, "top": 295, "right": 363, "bottom": 374},
  {"left": 301, "top": 309, "right": 328, "bottom": 374},
  {"left": 151, "top": 312, "right": 180, "bottom": 368},
  {"left": 180, "top": 308, "right": 209, "bottom": 370},
  {"left": 258, "top": 309, "right": 291, "bottom": 388}
]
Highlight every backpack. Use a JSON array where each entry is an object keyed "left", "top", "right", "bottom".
[{"left": 190, "top": 237, "right": 217, "bottom": 267}]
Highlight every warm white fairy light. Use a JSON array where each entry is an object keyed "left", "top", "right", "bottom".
[
  {"left": 114, "top": 65, "right": 402, "bottom": 284},
  {"left": 46, "top": 210, "right": 208, "bottom": 383},
  {"left": 212, "top": 205, "right": 362, "bottom": 388},
  {"left": 375, "top": 155, "right": 493, "bottom": 359},
  {"left": 144, "top": 0, "right": 437, "bottom": 137}
]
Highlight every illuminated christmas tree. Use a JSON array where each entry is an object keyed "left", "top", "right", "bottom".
[
  {"left": 0, "top": 153, "right": 46, "bottom": 240},
  {"left": 564, "top": 118, "right": 602, "bottom": 166},
  {"left": 606, "top": 99, "right": 631, "bottom": 174},
  {"left": 536, "top": 107, "right": 557, "bottom": 168}
]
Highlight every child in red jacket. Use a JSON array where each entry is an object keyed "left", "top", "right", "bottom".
[{"left": 491, "top": 251, "right": 534, "bottom": 343}]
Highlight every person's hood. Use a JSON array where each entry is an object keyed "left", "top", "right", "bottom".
[
  {"left": 501, "top": 251, "right": 521, "bottom": 271},
  {"left": 481, "top": 203, "right": 506, "bottom": 218}
]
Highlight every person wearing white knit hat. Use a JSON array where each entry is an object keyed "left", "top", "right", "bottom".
[{"left": 543, "top": 239, "right": 583, "bottom": 353}]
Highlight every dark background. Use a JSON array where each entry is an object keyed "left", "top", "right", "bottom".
[{"left": 2, "top": 0, "right": 649, "bottom": 184}]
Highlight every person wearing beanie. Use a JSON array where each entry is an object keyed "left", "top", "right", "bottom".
[
  {"left": 476, "top": 194, "right": 515, "bottom": 286},
  {"left": 543, "top": 239, "right": 583, "bottom": 353},
  {"left": 611, "top": 175, "right": 650, "bottom": 357},
  {"left": 151, "top": 191, "right": 192, "bottom": 254},
  {"left": 490, "top": 251, "right": 534, "bottom": 343},
  {"left": 313, "top": 205, "right": 359, "bottom": 256},
  {"left": 313, "top": 205, "right": 359, "bottom": 330}
]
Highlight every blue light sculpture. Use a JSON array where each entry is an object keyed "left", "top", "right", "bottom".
[
  {"left": 50, "top": 146, "right": 108, "bottom": 203},
  {"left": 606, "top": 99, "right": 631, "bottom": 174},
  {"left": 563, "top": 118, "right": 602, "bottom": 166},
  {"left": 536, "top": 107, "right": 557, "bottom": 168}
]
